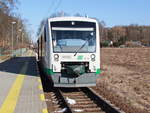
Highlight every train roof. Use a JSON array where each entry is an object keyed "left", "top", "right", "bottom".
[{"left": 48, "top": 17, "right": 98, "bottom": 23}]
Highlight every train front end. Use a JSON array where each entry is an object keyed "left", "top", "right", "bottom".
[{"left": 48, "top": 17, "right": 100, "bottom": 87}]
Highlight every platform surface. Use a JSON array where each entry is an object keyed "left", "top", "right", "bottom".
[{"left": 0, "top": 50, "right": 47, "bottom": 113}]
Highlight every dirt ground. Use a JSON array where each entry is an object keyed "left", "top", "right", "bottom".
[{"left": 95, "top": 48, "right": 150, "bottom": 113}]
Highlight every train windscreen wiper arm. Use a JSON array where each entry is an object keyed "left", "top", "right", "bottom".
[{"left": 74, "top": 35, "right": 93, "bottom": 56}]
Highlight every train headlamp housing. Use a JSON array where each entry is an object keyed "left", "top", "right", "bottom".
[
  {"left": 54, "top": 54, "right": 59, "bottom": 61},
  {"left": 90, "top": 54, "right": 95, "bottom": 61}
]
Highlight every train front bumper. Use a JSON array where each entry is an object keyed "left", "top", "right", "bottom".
[{"left": 50, "top": 72, "right": 98, "bottom": 87}]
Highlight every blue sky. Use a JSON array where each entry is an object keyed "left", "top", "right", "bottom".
[{"left": 17, "top": 0, "right": 150, "bottom": 41}]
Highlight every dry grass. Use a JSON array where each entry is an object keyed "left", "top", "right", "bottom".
[{"left": 95, "top": 48, "right": 150, "bottom": 113}]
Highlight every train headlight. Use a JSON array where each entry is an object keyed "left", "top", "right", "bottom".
[
  {"left": 54, "top": 54, "right": 59, "bottom": 61},
  {"left": 90, "top": 54, "right": 95, "bottom": 61}
]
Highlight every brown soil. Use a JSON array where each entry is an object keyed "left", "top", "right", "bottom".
[{"left": 95, "top": 48, "right": 150, "bottom": 113}]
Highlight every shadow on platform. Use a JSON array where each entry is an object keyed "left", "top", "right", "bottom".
[{"left": 0, "top": 57, "right": 38, "bottom": 76}]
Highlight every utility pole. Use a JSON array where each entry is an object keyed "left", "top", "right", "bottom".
[
  {"left": 11, "top": 21, "right": 16, "bottom": 56},
  {"left": 22, "top": 33, "right": 24, "bottom": 56},
  {"left": 18, "top": 29, "right": 22, "bottom": 55}
]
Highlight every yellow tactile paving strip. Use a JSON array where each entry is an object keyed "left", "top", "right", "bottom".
[
  {"left": 37, "top": 79, "right": 48, "bottom": 113},
  {"left": 0, "top": 74, "right": 25, "bottom": 113}
]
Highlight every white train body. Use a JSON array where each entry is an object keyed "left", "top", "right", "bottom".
[{"left": 38, "top": 17, "right": 100, "bottom": 87}]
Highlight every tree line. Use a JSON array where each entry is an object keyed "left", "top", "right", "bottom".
[
  {"left": 100, "top": 24, "right": 150, "bottom": 47},
  {"left": 0, "top": 0, "right": 30, "bottom": 52}
]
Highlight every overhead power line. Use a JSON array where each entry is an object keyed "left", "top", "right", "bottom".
[
  {"left": 44, "top": 0, "right": 56, "bottom": 18},
  {"left": 44, "top": 0, "right": 62, "bottom": 18},
  {"left": 53, "top": 0, "right": 62, "bottom": 14}
]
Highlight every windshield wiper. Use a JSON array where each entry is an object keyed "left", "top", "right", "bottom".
[
  {"left": 74, "top": 35, "right": 93, "bottom": 56},
  {"left": 59, "top": 45, "right": 63, "bottom": 52}
]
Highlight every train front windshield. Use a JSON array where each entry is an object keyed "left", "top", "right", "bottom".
[{"left": 51, "top": 21, "right": 96, "bottom": 53}]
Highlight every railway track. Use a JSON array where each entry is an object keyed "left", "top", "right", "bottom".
[
  {"left": 45, "top": 87, "right": 123, "bottom": 113},
  {"left": 38, "top": 63, "right": 123, "bottom": 113}
]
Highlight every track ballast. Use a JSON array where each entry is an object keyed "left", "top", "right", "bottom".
[{"left": 44, "top": 87, "right": 123, "bottom": 113}]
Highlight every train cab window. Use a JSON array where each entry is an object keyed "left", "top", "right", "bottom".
[
  {"left": 51, "top": 21, "right": 96, "bottom": 53},
  {"left": 52, "top": 30, "right": 96, "bottom": 53}
]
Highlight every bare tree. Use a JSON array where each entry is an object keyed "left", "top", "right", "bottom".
[{"left": 0, "top": 0, "right": 30, "bottom": 51}]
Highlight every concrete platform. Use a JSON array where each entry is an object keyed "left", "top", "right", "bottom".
[{"left": 0, "top": 51, "right": 47, "bottom": 113}]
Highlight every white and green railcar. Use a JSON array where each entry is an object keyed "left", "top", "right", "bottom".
[{"left": 37, "top": 17, "right": 101, "bottom": 87}]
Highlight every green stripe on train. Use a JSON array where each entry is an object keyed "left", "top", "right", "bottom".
[
  {"left": 44, "top": 68, "right": 54, "bottom": 75},
  {"left": 96, "top": 68, "right": 101, "bottom": 75},
  {"left": 77, "top": 55, "right": 83, "bottom": 60}
]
